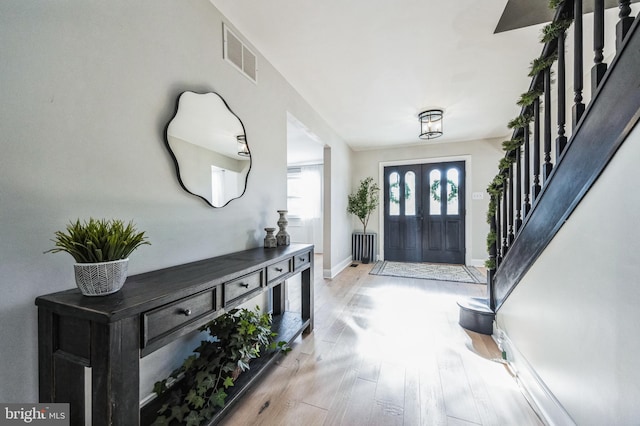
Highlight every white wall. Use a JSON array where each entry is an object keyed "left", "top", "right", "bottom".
[
  {"left": 496, "top": 124, "right": 640, "bottom": 425},
  {"left": 350, "top": 137, "right": 504, "bottom": 265},
  {"left": 0, "top": 0, "right": 351, "bottom": 403}
]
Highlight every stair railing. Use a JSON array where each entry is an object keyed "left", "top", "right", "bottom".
[{"left": 488, "top": 0, "right": 638, "bottom": 311}]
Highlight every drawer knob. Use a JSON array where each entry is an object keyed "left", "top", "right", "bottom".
[
  {"left": 239, "top": 283, "right": 249, "bottom": 288},
  {"left": 275, "top": 267, "right": 283, "bottom": 272},
  {"left": 299, "top": 257, "right": 306, "bottom": 261},
  {"left": 181, "top": 308, "right": 192, "bottom": 317}
]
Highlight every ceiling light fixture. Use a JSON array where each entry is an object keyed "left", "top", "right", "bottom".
[
  {"left": 237, "top": 134, "right": 250, "bottom": 157},
  {"left": 418, "top": 109, "right": 443, "bottom": 140}
]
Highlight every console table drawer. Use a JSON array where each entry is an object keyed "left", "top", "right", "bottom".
[
  {"left": 224, "top": 270, "right": 263, "bottom": 305},
  {"left": 267, "top": 259, "right": 291, "bottom": 283},
  {"left": 143, "top": 289, "right": 216, "bottom": 346},
  {"left": 294, "top": 251, "right": 311, "bottom": 270}
]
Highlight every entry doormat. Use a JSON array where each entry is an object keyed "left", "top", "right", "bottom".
[{"left": 369, "top": 261, "right": 486, "bottom": 284}]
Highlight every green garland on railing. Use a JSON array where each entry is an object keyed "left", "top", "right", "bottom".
[
  {"left": 541, "top": 19, "right": 574, "bottom": 43},
  {"left": 507, "top": 112, "right": 533, "bottom": 129},
  {"left": 528, "top": 53, "right": 558, "bottom": 77},
  {"left": 548, "top": 0, "right": 566, "bottom": 11},
  {"left": 501, "top": 136, "right": 524, "bottom": 152},
  {"left": 498, "top": 156, "right": 516, "bottom": 175},
  {"left": 484, "top": 0, "right": 573, "bottom": 270},
  {"left": 487, "top": 174, "right": 505, "bottom": 196},
  {"left": 517, "top": 87, "right": 544, "bottom": 107}
]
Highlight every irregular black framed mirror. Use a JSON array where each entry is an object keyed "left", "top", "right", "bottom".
[{"left": 165, "top": 91, "right": 251, "bottom": 207}]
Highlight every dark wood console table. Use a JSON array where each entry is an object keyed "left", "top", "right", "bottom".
[{"left": 36, "top": 244, "right": 314, "bottom": 425}]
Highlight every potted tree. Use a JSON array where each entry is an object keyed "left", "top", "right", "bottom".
[
  {"left": 46, "top": 218, "right": 150, "bottom": 296},
  {"left": 347, "top": 177, "right": 380, "bottom": 264}
]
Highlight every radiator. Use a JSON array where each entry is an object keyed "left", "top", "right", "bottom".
[{"left": 352, "top": 232, "right": 376, "bottom": 261}]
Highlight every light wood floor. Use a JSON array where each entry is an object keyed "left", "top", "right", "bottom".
[{"left": 221, "top": 257, "right": 542, "bottom": 426}]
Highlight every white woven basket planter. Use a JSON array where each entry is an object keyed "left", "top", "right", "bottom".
[{"left": 73, "top": 258, "right": 129, "bottom": 296}]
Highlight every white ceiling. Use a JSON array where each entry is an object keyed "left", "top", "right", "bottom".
[{"left": 210, "top": 0, "right": 548, "bottom": 152}]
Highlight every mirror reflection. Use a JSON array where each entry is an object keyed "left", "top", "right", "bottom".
[{"left": 166, "top": 91, "right": 251, "bottom": 207}]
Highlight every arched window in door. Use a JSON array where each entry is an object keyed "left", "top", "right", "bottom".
[
  {"left": 446, "top": 167, "right": 460, "bottom": 215},
  {"left": 389, "top": 171, "right": 400, "bottom": 216},
  {"left": 429, "top": 169, "right": 441, "bottom": 215},
  {"left": 405, "top": 171, "right": 416, "bottom": 216}
]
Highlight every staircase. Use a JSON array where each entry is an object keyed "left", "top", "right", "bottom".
[
  {"left": 459, "top": 2, "right": 640, "bottom": 423},
  {"left": 459, "top": 1, "right": 640, "bottom": 331}
]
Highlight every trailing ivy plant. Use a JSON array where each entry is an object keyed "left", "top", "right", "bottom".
[
  {"left": 152, "top": 306, "right": 289, "bottom": 426},
  {"left": 45, "top": 218, "right": 150, "bottom": 263}
]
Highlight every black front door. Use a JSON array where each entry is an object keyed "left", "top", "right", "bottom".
[{"left": 384, "top": 161, "right": 465, "bottom": 264}]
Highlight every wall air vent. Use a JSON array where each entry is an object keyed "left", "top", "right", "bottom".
[{"left": 223, "top": 24, "right": 257, "bottom": 83}]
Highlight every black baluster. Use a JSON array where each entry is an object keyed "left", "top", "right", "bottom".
[
  {"left": 557, "top": 30, "right": 568, "bottom": 156},
  {"left": 489, "top": 200, "right": 497, "bottom": 270},
  {"left": 523, "top": 126, "right": 532, "bottom": 217},
  {"left": 502, "top": 181, "right": 509, "bottom": 257},
  {"left": 496, "top": 194, "right": 502, "bottom": 265},
  {"left": 592, "top": 0, "right": 607, "bottom": 91},
  {"left": 508, "top": 163, "right": 515, "bottom": 244},
  {"left": 543, "top": 68, "right": 553, "bottom": 182},
  {"left": 532, "top": 98, "right": 542, "bottom": 200},
  {"left": 573, "top": 0, "right": 585, "bottom": 127},
  {"left": 488, "top": 204, "right": 497, "bottom": 310},
  {"left": 616, "top": 1, "right": 634, "bottom": 50},
  {"left": 515, "top": 146, "right": 523, "bottom": 232}
]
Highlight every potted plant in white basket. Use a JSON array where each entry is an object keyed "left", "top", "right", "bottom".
[
  {"left": 46, "top": 218, "right": 150, "bottom": 296},
  {"left": 347, "top": 177, "right": 380, "bottom": 264}
]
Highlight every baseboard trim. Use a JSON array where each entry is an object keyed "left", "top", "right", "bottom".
[
  {"left": 493, "top": 324, "right": 576, "bottom": 426},
  {"left": 323, "top": 255, "right": 353, "bottom": 279},
  {"left": 469, "top": 258, "right": 487, "bottom": 268}
]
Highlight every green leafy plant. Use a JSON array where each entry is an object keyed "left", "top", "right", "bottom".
[
  {"left": 347, "top": 177, "right": 380, "bottom": 240},
  {"left": 45, "top": 218, "right": 150, "bottom": 263},
  {"left": 152, "top": 307, "right": 289, "bottom": 426}
]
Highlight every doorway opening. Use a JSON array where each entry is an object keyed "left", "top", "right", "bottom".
[{"left": 286, "top": 113, "right": 327, "bottom": 255}]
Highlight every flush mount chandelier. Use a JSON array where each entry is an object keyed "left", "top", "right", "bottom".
[{"left": 418, "top": 109, "right": 443, "bottom": 140}]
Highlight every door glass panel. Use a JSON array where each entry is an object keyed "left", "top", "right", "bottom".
[
  {"left": 446, "top": 168, "right": 459, "bottom": 215},
  {"left": 405, "top": 171, "right": 415, "bottom": 216},
  {"left": 429, "top": 169, "right": 441, "bottom": 216},
  {"left": 389, "top": 172, "right": 400, "bottom": 216}
]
